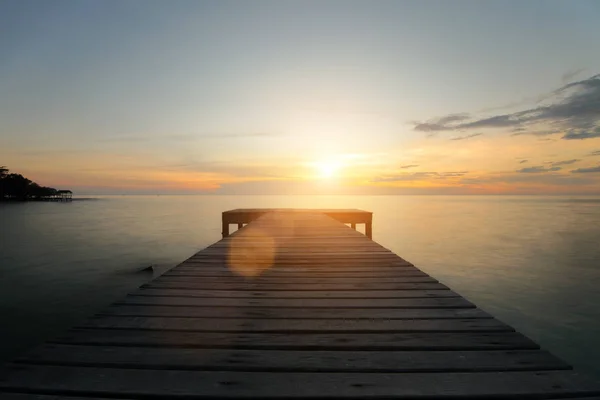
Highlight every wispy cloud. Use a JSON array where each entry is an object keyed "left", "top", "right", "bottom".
[
  {"left": 371, "top": 171, "right": 468, "bottom": 182},
  {"left": 413, "top": 74, "right": 600, "bottom": 139},
  {"left": 562, "top": 68, "right": 586, "bottom": 83},
  {"left": 156, "top": 158, "right": 301, "bottom": 179},
  {"left": 590, "top": 150, "right": 600, "bottom": 156},
  {"left": 551, "top": 159, "right": 580, "bottom": 166},
  {"left": 411, "top": 115, "right": 470, "bottom": 132},
  {"left": 458, "top": 171, "right": 600, "bottom": 192},
  {"left": 400, "top": 164, "right": 419, "bottom": 169},
  {"left": 572, "top": 165, "right": 600, "bottom": 173},
  {"left": 562, "top": 127, "right": 600, "bottom": 140},
  {"left": 519, "top": 160, "right": 528, "bottom": 164},
  {"left": 517, "top": 166, "right": 562, "bottom": 173},
  {"left": 97, "top": 133, "right": 197, "bottom": 143},
  {"left": 97, "top": 132, "right": 278, "bottom": 143},
  {"left": 97, "top": 135, "right": 152, "bottom": 143},
  {"left": 203, "top": 132, "right": 279, "bottom": 139},
  {"left": 450, "top": 133, "right": 483, "bottom": 141}
]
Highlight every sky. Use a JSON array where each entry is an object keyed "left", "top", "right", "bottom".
[{"left": 1, "top": 0, "right": 600, "bottom": 195}]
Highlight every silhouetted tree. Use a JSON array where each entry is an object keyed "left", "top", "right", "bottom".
[
  {"left": 0, "top": 166, "right": 8, "bottom": 199},
  {"left": 29, "top": 184, "right": 58, "bottom": 199},
  {"left": 0, "top": 166, "right": 65, "bottom": 201},
  {"left": 3, "top": 173, "right": 32, "bottom": 200}
]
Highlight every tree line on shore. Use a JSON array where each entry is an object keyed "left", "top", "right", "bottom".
[{"left": 0, "top": 166, "right": 68, "bottom": 201}]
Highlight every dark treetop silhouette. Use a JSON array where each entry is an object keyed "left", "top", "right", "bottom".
[{"left": 0, "top": 166, "right": 71, "bottom": 201}]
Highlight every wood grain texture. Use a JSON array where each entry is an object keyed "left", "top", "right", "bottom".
[
  {"left": 118, "top": 295, "right": 476, "bottom": 308},
  {"left": 53, "top": 330, "right": 541, "bottom": 350},
  {"left": 81, "top": 316, "right": 512, "bottom": 332},
  {"left": 142, "top": 282, "right": 448, "bottom": 291},
  {"left": 0, "top": 395, "right": 123, "bottom": 400},
  {"left": 2, "top": 366, "right": 599, "bottom": 398},
  {"left": 154, "top": 276, "right": 440, "bottom": 284},
  {"left": 98, "top": 305, "right": 490, "bottom": 319},
  {"left": 132, "top": 288, "right": 456, "bottom": 299},
  {"left": 162, "top": 269, "right": 428, "bottom": 277},
  {"left": 17, "top": 345, "right": 569, "bottom": 373}
]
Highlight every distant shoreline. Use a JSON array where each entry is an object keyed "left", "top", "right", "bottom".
[{"left": 0, "top": 197, "right": 97, "bottom": 203}]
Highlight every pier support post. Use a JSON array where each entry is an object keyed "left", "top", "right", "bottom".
[
  {"left": 366, "top": 221, "right": 372, "bottom": 239},
  {"left": 222, "top": 215, "right": 230, "bottom": 238}
]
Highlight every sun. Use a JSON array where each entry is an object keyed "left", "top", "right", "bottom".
[{"left": 314, "top": 160, "right": 342, "bottom": 179}]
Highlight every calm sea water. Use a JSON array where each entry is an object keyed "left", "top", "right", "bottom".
[{"left": 1, "top": 195, "right": 599, "bottom": 377}]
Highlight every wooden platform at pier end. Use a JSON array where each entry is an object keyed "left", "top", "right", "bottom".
[
  {"left": 222, "top": 208, "right": 373, "bottom": 238},
  {"left": 1, "top": 210, "right": 600, "bottom": 399}
]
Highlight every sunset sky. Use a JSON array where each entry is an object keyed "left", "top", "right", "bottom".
[{"left": 1, "top": 0, "right": 600, "bottom": 194}]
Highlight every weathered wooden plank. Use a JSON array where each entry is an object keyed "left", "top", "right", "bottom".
[
  {"left": 53, "top": 329, "right": 541, "bottom": 350},
  {"left": 168, "top": 264, "right": 418, "bottom": 276},
  {"left": 160, "top": 267, "right": 424, "bottom": 277},
  {"left": 552, "top": 398, "right": 600, "bottom": 400},
  {"left": 164, "top": 270, "right": 428, "bottom": 277},
  {"left": 213, "top": 234, "right": 377, "bottom": 240},
  {"left": 18, "top": 345, "right": 569, "bottom": 373},
  {"left": 164, "top": 273, "right": 430, "bottom": 279},
  {"left": 168, "top": 266, "right": 426, "bottom": 274},
  {"left": 99, "top": 305, "right": 491, "bottom": 319},
  {"left": 189, "top": 260, "right": 407, "bottom": 266},
  {"left": 184, "top": 255, "right": 411, "bottom": 265},
  {"left": 200, "top": 252, "right": 398, "bottom": 257},
  {"left": 0, "top": 395, "right": 122, "bottom": 400},
  {"left": 214, "top": 236, "right": 372, "bottom": 240},
  {"left": 184, "top": 262, "right": 412, "bottom": 270},
  {"left": 163, "top": 274, "right": 435, "bottom": 282},
  {"left": 179, "top": 257, "right": 414, "bottom": 270},
  {"left": 2, "top": 366, "right": 599, "bottom": 398},
  {"left": 155, "top": 276, "right": 439, "bottom": 284},
  {"left": 211, "top": 237, "right": 377, "bottom": 241},
  {"left": 119, "top": 295, "right": 475, "bottom": 309},
  {"left": 183, "top": 255, "right": 412, "bottom": 260},
  {"left": 206, "top": 246, "right": 391, "bottom": 252},
  {"left": 204, "top": 243, "right": 390, "bottom": 249},
  {"left": 192, "top": 255, "right": 403, "bottom": 260},
  {"left": 187, "top": 258, "right": 391, "bottom": 264},
  {"left": 208, "top": 240, "right": 383, "bottom": 244},
  {"left": 133, "top": 288, "right": 457, "bottom": 299},
  {"left": 80, "top": 316, "right": 512, "bottom": 332},
  {"left": 196, "top": 253, "right": 400, "bottom": 266},
  {"left": 221, "top": 235, "right": 370, "bottom": 239},
  {"left": 143, "top": 282, "right": 448, "bottom": 291},
  {"left": 193, "top": 250, "right": 399, "bottom": 256},
  {"left": 177, "top": 264, "right": 414, "bottom": 271},
  {"left": 198, "top": 242, "right": 389, "bottom": 247},
  {"left": 211, "top": 236, "right": 379, "bottom": 241}
]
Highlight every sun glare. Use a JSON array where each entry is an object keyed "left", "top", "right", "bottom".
[{"left": 314, "top": 160, "right": 341, "bottom": 179}]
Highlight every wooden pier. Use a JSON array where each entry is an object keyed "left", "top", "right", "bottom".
[
  {"left": 222, "top": 208, "right": 372, "bottom": 238},
  {"left": 1, "top": 209, "right": 599, "bottom": 399}
]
